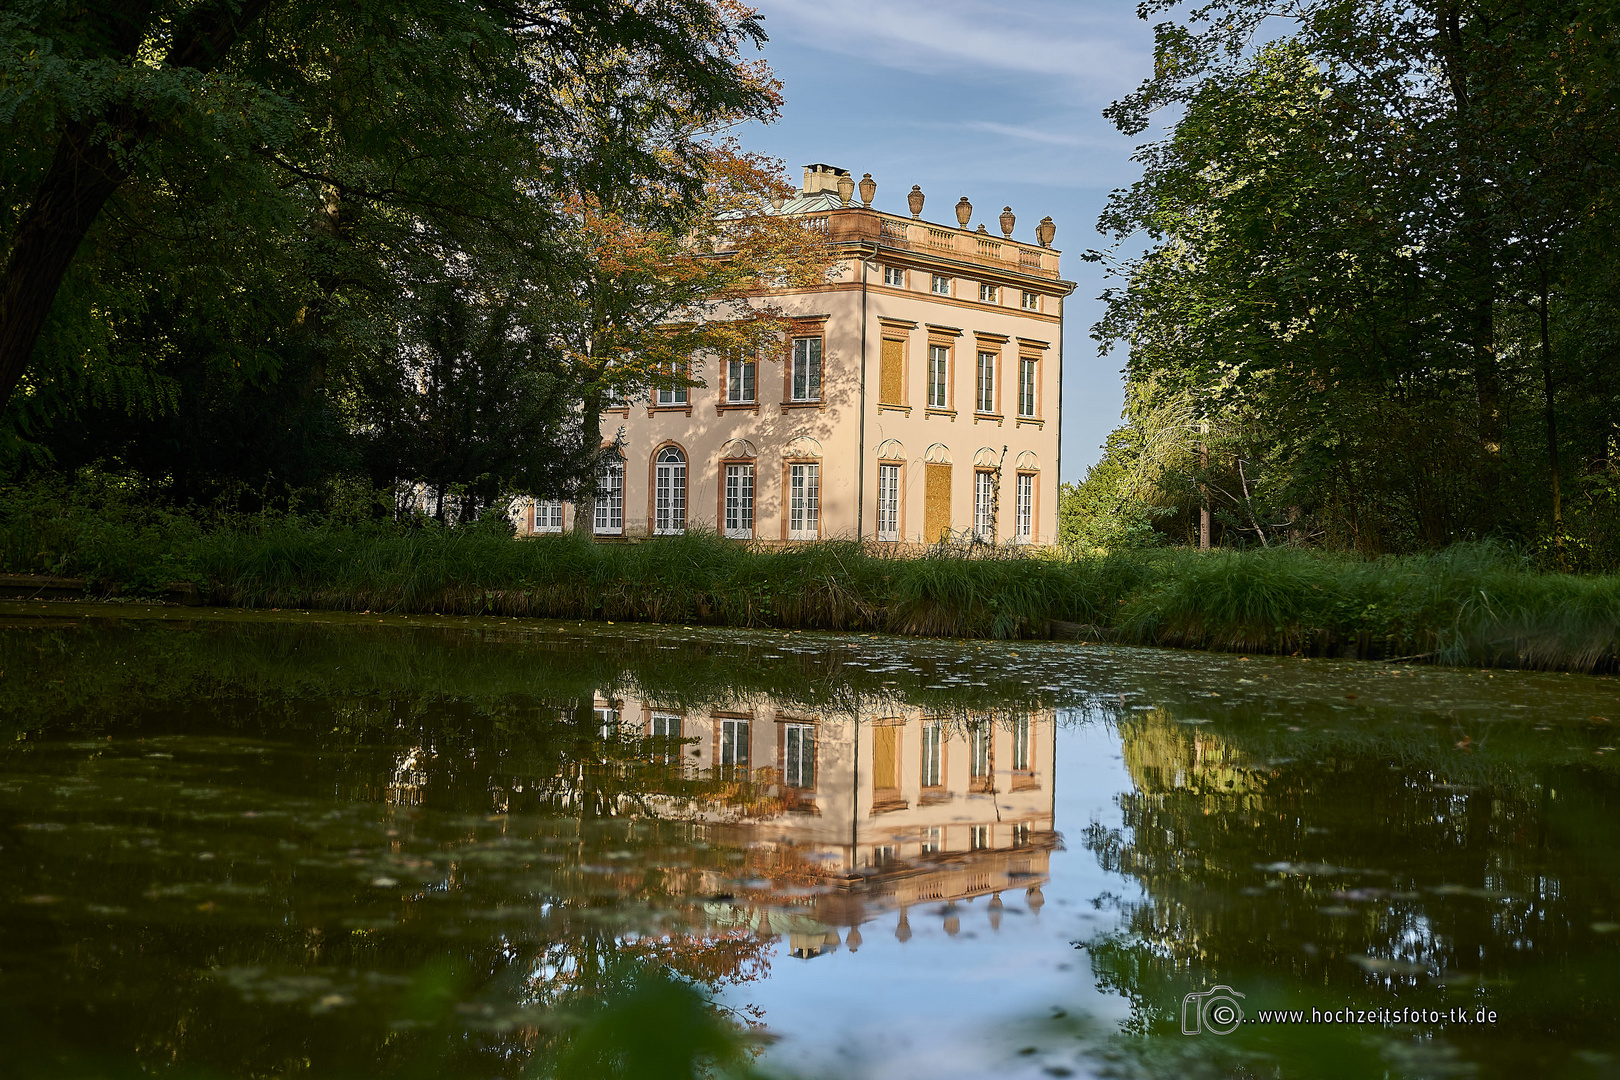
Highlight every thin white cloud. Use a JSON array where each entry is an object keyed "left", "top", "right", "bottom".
[{"left": 752, "top": 0, "right": 1148, "bottom": 98}]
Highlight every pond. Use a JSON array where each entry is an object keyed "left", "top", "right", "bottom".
[{"left": 3, "top": 603, "right": 1618, "bottom": 1079}]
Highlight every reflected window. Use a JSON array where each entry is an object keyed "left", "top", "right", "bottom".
[
  {"left": 920, "top": 721, "right": 943, "bottom": 788},
  {"left": 720, "top": 718, "right": 750, "bottom": 771},
  {"left": 650, "top": 712, "right": 682, "bottom": 764},
  {"left": 595, "top": 705, "right": 619, "bottom": 739},
  {"left": 921, "top": 827, "right": 942, "bottom": 855},
  {"left": 783, "top": 723, "right": 815, "bottom": 788},
  {"left": 965, "top": 718, "right": 991, "bottom": 793},
  {"left": 1011, "top": 714, "right": 1031, "bottom": 771},
  {"left": 970, "top": 824, "right": 990, "bottom": 850},
  {"left": 872, "top": 845, "right": 898, "bottom": 868},
  {"left": 1012, "top": 822, "right": 1031, "bottom": 848}
]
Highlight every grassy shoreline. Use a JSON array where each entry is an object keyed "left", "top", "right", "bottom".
[{"left": 4, "top": 493, "right": 1618, "bottom": 672}]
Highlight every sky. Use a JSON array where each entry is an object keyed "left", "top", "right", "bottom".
[{"left": 735, "top": 0, "right": 1160, "bottom": 481}]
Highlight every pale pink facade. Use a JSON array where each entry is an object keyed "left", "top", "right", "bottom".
[{"left": 518, "top": 164, "right": 1076, "bottom": 546}]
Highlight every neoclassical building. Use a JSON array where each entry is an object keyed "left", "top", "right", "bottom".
[{"left": 518, "top": 163, "right": 1075, "bottom": 545}]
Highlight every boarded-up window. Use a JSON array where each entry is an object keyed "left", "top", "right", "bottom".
[
  {"left": 924, "top": 463, "right": 952, "bottom": 542},
  {"left": 880, "top": 338, "right": 904, "bottom": 405},
  {"left": 872, "top": 725, "right": 900, "bottom": 790}
]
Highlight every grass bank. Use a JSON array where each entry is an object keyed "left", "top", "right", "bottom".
[{"left": 3, "top": 483, "right": 1617, "bottom": 671}]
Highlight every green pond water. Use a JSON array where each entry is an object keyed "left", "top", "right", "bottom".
[{"left": 3, "top": 603, "right": 1619, "bottom": 1079}]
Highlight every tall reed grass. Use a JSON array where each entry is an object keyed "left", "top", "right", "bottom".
[{"left": 3, "top": 481, "right": 1616, "bottom": 671}]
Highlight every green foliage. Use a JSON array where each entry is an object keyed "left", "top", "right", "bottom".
[
  {"left": 4, "top": 477, "right": 1618, "bottom": 671},
  {"left": 1093, "top": 2, "right": 1620, "bottom": 557}
]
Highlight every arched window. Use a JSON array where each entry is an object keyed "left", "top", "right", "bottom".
[
  {"left": 595, "top": 450, "right": 624, "bottom": 535},
  {"left": 654, "top": 446, "right": 687, "bottom": 535}
]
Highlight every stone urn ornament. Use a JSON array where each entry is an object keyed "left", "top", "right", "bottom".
[
  {"left": 836, "top": 172, "right": 855, "bottom": 206},
  {"left": 955, "top": 196, "right": 973, "bottom": 229},
  {"left": 999, "top": 206, "right": 1015, "bottom": 238},
  {"left": 858, "top": 172, "right": 876, "bottom": 207},
  {"left": 907, "top": 185, "right": 925, "bottom": 219},
  {"left": 1036, "top": 215, "right": 1056, "bottom": 248}
]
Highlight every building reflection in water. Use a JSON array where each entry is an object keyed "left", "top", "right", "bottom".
[{"left": 593, "top": 692, "right": 1059, "bottom": 959}]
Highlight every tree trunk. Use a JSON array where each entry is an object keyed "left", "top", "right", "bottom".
[
  {"left": 1538, "top": 277, "right": 1564, "bottom": 566},
  {"left": 0, "top": 0, "right": 272, "bottom": 414},
  {"left": 573, "top": 387, "right": 603, "bottom": 538}
]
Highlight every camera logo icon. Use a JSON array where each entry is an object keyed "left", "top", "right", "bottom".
[{"left": 1181, "top": 985, "right": 1245, "bottom": 1035}]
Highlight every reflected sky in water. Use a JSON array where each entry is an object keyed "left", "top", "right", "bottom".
[{"left": 2, "top": 605, "right": 1617, "bottom": 1078}]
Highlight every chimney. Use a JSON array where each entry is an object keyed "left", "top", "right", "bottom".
[{"left": 802, "top": 163, "right": 849, "bottom": 195}]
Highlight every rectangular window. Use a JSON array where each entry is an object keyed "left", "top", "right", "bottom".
[
  {"left": 791, "top": 337, "right": 822, "bottom": 401},
  {"left": 720, "top": 718, "right": 750, "bottom": 771},
  {"left": 1015, "top": 473, "right": 1034, "bottom": 542},
  {"left": 724, "top": 463, "right": 754, "bottom": 539},
  {"left": 970, "top": 824, "right": 990, "bottom": 851},
  {"left": 931, "top": 274, "right": 951, "bottom": 295},
  {"left": 879, "top": 338, "right": 904, "bottom": 405},
  {"left": 788, "top": 463, "right": 820, "bottom": 539},
  {"left": 927, "top": 345, "right": 949, "bottom": 409},
  {"left": 1018, "top": 357, "right": 1038, "bottom": 416},
  {"left": 596, "top": 705, "right": 619, "bottom": 739},
  {"left": 650, "top": 712, "right": 682, "bottom": 764},
  {"left": 594, "top": 459, "right": 624, "bottom": 535},
  {"left": 1021, "top": 290, "right": 1039, "bottom": 311},
  {"left": 974, "top": 470, "right": 996, "bottom": 541},
  {"left": 783, "top": 723, "right": 815, "bottom": 788},
  {"left": 969, "top": 719, "right": 991, "bottom": 780},
  {"left": 920, "top": 721, "right": 943, "bottom": 788},
  {"left": 656, "top": 363, "right": 689, "bottom": 406},
  {"left": 533, "top": 499, "right": 563, "bottom": 533},
  {"left": 872, "top": 844, "right": 898, "bottom": 868},
  {"left": 884, "top": 265, "right": 905, "bottom": 287},
  {"left": 726, "top": 354, "right": 756, "bottom": 403},
  {"left": 976, "top": 351, "right": 996, "bottom": 413},
  {"left": 1011, "top": 714, "right": 1031, "bottom": 771},
  {"left": 920, "top": 826, "right": 943, "bottom": 854},
  {"left": 876, "top": 463, "right": 900, "bottom": 542},
  {"left": 873, "top": 725, "right": 900, "bottom": 791},
  {"left": 979, "top": 283, "right": 997, "bottom": 303},
  {"left": 1012, "top": 822, "right": 1031, "bottom": 848}
]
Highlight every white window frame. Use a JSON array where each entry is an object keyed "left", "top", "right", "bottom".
[
  {"left": 788, "top": 462, "right": 820, "bottom": 540},
  {"left": 970, "top": 720, "right": 991, "bottom": 779},
  {"left": 595, "top": 705, "right": 619, "bottom": 740},
  {"left": 978, "top": 282, "right": 997, "bottom": 303},
  {"left": 727, "top": 353, "right": 756, "bottom": 403},
  {"left": 783, "top": 723, "right": 815, "bottom": 788},
  {"left": 970, "top": 824, "right": 990, "bottom": 851},
  {"left": 974, "top": 470, "right": 995, "bottom": 541},
  {"left": 1015, "top": 473, "right": 1034, "bottom": 543},
  {"left": 927, "top": 345, "right": 949, "bottom": 409},
  {"left": 653, "top": 446, "right": 687, "bottom": 535},
  {"left": 930, "top": 273, "right": 951, "bottom": 296},
  {"left": 724, "top": 462, "right": 755, "bottom": 539},
  {"left": 876, "top": 463, "right": 900, "bottom": 542},
  {"left": 533, "top": 499, "right": 563, "bottom": 533},
  {"left": 791, "top": 336, "right": 822, "bottom": 402},
  {"left": 976, "top": 351, "right": 996, "bottom": 413},
  {"left": 655, "top": 364, "right": 689, "bottom": 406},
  {"left": 720, "top": 718, "right": 750, "bottom": 770},
  {"left": 1021, "top": 290, "right": 1039, "bottom": 311},
  {"left": 594, "top": 456, "right": 624, "bottom": 535},
  {"left": 650, "top": 711, "right": 682, "bottom": 763},
  {"left": 883, "top": 265, "right": 905, "bottom": 287},
  {"left": 1018, "top": 357, "right": 1038, "bottom": 417},
  {"left": 1011, "top": 714, "right": 1031, "bottom": 771},
  {"left": 921, "top": 826, "right": 943, "bottom": 854},
  {"left": 920, "top": 721, "right": 943, "bottom": 788}
]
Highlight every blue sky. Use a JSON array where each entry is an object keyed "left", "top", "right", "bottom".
[{"left": 736, "top": 0, "right": 1160, "bottom": 480}]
